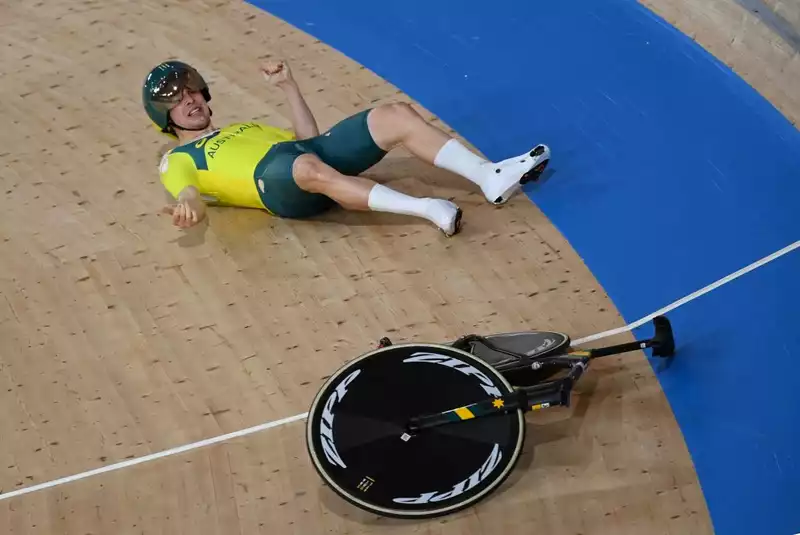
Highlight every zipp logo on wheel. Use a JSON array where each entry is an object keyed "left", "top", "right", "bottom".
[
  {"left": 319, "top": 368, "right": 361, "bottom": 469},
  {"left": 392, "top": 443, "right": 503, "bottom": 504},
  {"left": 404, "top": 352, "right": 503, "bottom": 397},
  {"left": 306, "top": 342, "right": 528, "bottom": 519}
]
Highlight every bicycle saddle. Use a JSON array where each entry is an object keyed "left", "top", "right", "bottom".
[{"left": 457, "top": 330, "right": 571, "bottom": 370}]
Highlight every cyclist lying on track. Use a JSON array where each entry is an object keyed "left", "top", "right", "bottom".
[{"left": 142, "top": 60, "right": 551, "bottom": 236}]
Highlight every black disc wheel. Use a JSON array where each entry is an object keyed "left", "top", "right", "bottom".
[{"left": 306, "top": 343, "right": 525, "bottom": 519}]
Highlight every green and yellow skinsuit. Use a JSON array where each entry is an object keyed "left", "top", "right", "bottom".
[{"left": 159, "top": 109, "right": 387, "bottom": 218}]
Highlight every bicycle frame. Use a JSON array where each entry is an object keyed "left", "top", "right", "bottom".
[{"left": 406, "top": 316, "right": 675, "bottom": 433}]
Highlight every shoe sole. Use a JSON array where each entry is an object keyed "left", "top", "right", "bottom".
[
  {"left": 490, "top": 145, "right": 550, "bottom": 204},
  {"left": 441, "top": 207, "right": 463, "bottom": 237}
]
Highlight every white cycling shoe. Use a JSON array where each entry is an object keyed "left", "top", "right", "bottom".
[
  {"left": 480, "top": 144, "right": 551, "bottom": 205},
  {"left": 425, "top": 199, "right": 463, "bottom": 237}
]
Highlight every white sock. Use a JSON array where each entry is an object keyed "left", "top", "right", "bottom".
[
  {"left": 433, "top": 139, "right": 489, "bottom": 187},
  {"left": 368, "top": 184, "right": 459, "bottom": 234},
  {"left": 367, "top": 184, "right": 431, "bottom": 219}
]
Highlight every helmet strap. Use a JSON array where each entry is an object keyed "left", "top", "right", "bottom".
[{"left": 167, "top": 108, "right": 214, "bottom": 134}]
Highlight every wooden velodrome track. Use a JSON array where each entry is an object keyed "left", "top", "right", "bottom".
[{"left": 0, "top": 0, "right": 795, "bottom": 533}]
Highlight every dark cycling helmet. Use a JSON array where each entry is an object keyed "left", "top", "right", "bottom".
[{"left": 142, "top": 61, "right": 212, "bottom": 138}]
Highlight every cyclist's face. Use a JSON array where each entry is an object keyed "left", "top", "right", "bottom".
[{"left": 169, "top": 88, "right": 211, "bottom": 131}]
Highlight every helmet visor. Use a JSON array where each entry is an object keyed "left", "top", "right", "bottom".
[{"left": 146, "top": 65, "right": 207, "bottom": 114}]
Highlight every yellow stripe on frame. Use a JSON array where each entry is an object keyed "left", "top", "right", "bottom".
[{"left": 454, "top": 407, "right": 475, "bottom": 420}]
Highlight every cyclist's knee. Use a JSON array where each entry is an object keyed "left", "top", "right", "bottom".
[{"left": 292, "top": 154, "right": 332, "bottom": 193}]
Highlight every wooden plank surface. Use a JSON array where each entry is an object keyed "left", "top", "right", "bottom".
[{"left": 0, "top": 0, "right": 723, "bottom": 533}]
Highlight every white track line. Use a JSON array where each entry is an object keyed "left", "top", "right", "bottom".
[
  {"left": 0, "top": 412, "right": 308, "bottom": 502},
  {"left": 572, "top": 239, "right": 799, "bottom": 346},
  {"left": 0, "top": 239, "right": 796, "bottom": 502}
]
